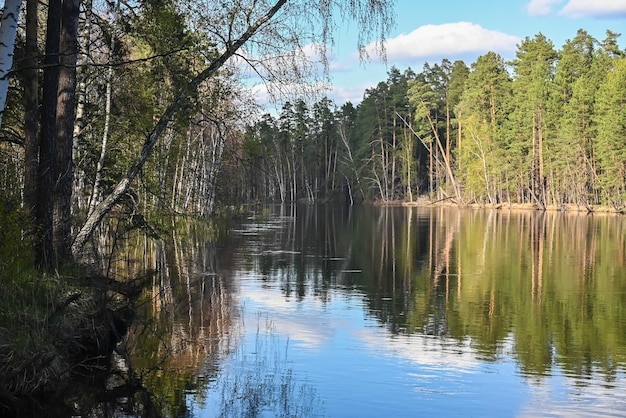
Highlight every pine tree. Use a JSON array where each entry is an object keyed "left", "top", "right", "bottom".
[
  {"left": 508, "top": 34, "right": 558, "bottom": 208},
  {"left": 550, "top": 30, "right": 603, "bottom": 209},
  {"left": 594, "top": 58, "right": 626, "bottom": 209},
  {"left": 457, "top": 52, "right": 512, "bottom": 203}
]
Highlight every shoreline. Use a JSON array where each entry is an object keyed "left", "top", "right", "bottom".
[{"left": 367, "top": 198, "right": 624, "bottom": 215}]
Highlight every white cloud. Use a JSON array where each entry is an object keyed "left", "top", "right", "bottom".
[
  {"left": 527, "top": 0, "right": 565, "bottom": 16},
  {"left": 329, "top": 82, "right": 376, "bottom": 105},
  {"left": 559, "top": 0, "right": 626, "bottom": 18},
  {"left": 369, "top": 22, "right": 521, "bottom": 62}
]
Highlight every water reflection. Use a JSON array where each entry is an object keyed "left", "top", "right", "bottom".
[{"left": 97, "top": 205, "right": 626, "bottom": 417}]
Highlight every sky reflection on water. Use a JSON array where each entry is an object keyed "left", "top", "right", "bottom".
[
  {"left": 200, "top": 280, "right": 527, "bottom": 417},
  {"left": 168, "top": 205, "right": 626, "bottom": 417}
]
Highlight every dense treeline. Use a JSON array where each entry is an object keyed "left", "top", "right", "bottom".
[{"left": 241, "top": 29, "right": 626, "bottom": 210}]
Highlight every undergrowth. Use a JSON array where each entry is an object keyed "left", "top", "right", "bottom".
[{"left": 0, "top": 268, "right": 94, "bottom": 407}]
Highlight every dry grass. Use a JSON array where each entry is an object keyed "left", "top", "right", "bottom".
[{"left": 0, "top": 267, "right": 130, "bottom": 414}]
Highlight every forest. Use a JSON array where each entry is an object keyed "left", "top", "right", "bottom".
[
  {"left": 0, "top": 0, "right": 396, "bottom": 412},
  {"left": 0, "top": 0, "right": 625, "bottom": 412},
  {"left": 243, "top": 29, "right": 626, "bottom": 211}
]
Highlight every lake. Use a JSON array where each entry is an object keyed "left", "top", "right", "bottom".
[{"left": 116, "top": 204, "right": 626, "bottom": 417}]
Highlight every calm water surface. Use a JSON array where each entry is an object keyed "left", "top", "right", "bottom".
[{"left": 126, "top": 205, "right": 626, "bottom": 417}]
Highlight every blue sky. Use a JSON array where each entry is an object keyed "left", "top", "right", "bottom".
[{"left": 323, "top": 0, "right": 626, "bottom": 105}]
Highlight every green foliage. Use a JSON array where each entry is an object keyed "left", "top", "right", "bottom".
[
  {"left": 230, "top": 205, "right": 626, "bottom": 379},
  {"left": 594, "top": 58, "right": 626, "bottom": 207},
  {"left": 456, "top": 52, "right": 512, "bottom": 203},
  {"left": 0, "top": 266, "right": 99, "bottom": 401}
]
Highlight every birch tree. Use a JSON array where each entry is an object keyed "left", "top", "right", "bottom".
[{"left": 0, "top": 0, "right": 22, "bottom": 129}]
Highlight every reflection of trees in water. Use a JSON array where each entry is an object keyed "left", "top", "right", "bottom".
[
  {"left": 246, "top": 205, "right": 626, "bottom": 382},
  {"left": 90, "top": 213, "right": 326, "bottom": 417},
  {"left": 408, "top": 210, "right": 626, "bottom": 380},
  {"left": 92, "top": 218, "right": 239, "bottom": 416}
]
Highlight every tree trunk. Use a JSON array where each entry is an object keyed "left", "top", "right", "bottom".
[
  {"left": 426, "top": 111, "right": 464, "bottom": 204},
  {"left": 391, "top": 117, "right": 397, "bottom": 200},
  {"left": 72, "top": 0, "right": 93, "bottom": 213},
  {"left": 37, "top": 0, "right": 62, "bottom": 269},
  {"left": 445, "top": 97, "right": 451, "bottom": 177},
  {"left": 22, "top": 0, "right": 38, "bottom": 216},
  {"left": 457, "top": 109, "right": 462, "bottom": 171},
  {"left": 53, "top": 0, "right": 80, "bottom": 264},
  {"left": 0, "top": 0, "right": 22, "bottom": 129},
  {"left": 88, "top": 2, "right": 117, "bottom": 218}
]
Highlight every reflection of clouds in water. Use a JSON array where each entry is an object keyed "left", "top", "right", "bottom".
[
  {"left": 269, "top": 316, "right": 335, "bottom": 349},
  {"left": 241, "top": 287, "right": 336, "bottom": 349},
  {"left": 355, "top": 328, "right": 481, "bottom": 372},
  {"left": 517, "top": 375, "right": 626, "bottom": 418},
  {"left": 205, "top": 318, "right": 325, "bottom": 418},
  {"left": 245, "top": 279, "right": 483, "bottom": 369}
]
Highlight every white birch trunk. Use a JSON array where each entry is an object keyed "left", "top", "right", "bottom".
[
  {"left": 0, "top": 0, "right": 22, "bottom": 129},
  {"left": 88, "top": 0, "right": 119, "bottom": 217}
]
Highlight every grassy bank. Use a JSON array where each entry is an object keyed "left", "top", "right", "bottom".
[{"left": 0, "top": 265, "right": 137, "bottom": 417}]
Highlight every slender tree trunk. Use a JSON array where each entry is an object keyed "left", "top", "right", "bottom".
[
  {"left": 53, "top": 0, "right": 80, "bottom": 264},
  {"left": 0, "top": 0, "right": 22, "bottom": 129},
  {"left": 378, "top": 120, "right": 388, "bottom": 201},
  {"left": 429, "top": 142, "right": 433, "bottom": 196},
  {"left": 404, "top": 126, "right": 413, "bottom": 202},
  {"left": 72, "top": 0, "right": 92, "bottom": 213},
  {"left": 22, "top": 0, "right": 39, "bottom": 216},
  {"left": 537, "top": 111, "right": 546, "bottom": 207},
  {"left": 38, "top": 0, "right": 62, "bottom": 269},
  {"left": 457, "top": 109, "right": 462, "bottom": 171},
  {"left": 425, "top": 111, "right": 464, "bottom": 204},
  {"left": 391, "top": 117, "right": 397, "bottom": 200},
  {"left": 445, "top": 98, "right": 451, "bottom": 177},
  {"left": 531, "top": 111, "right": 546, "bottom": 209},
  {"left": 88, "top": 0, "right": 118, "bottom": 218}
]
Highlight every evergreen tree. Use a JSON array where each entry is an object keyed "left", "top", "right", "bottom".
[
  {"left": 508, "top": 34, "right": 558, "bottom": 208},
  {"left": 457, "top": 52, "right": 512, "bottom": 203},
  {"left": 594, "top": 58, "right": 626, "bottom": 208},
  {"left": 550, "top": 30, "right": 603, "bottom": 208}
]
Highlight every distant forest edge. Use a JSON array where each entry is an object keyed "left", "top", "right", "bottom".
[{"left": 242, "top": 29, "right": 626, "bottom": 211}]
